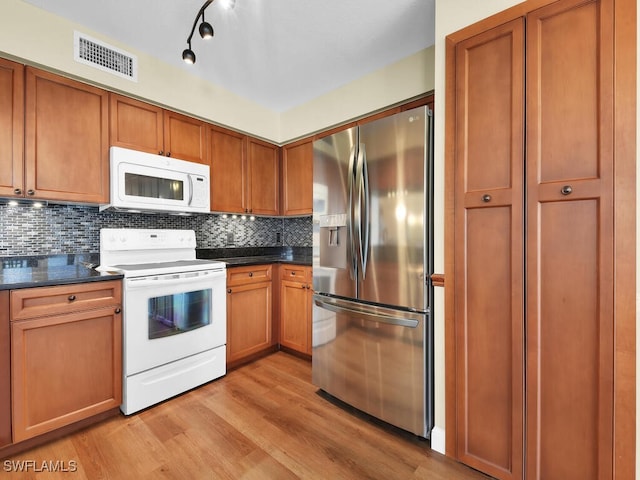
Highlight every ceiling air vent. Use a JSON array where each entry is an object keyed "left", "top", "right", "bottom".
[{"left": 74, "top": 31, "right": 138, "bottom": 82}]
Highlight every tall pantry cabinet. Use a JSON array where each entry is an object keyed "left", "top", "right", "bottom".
[{"left": 445, "top": 0, "right": 635, "bottom": 479}]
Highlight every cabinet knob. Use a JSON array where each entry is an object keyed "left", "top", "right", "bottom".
[
  {"left": 27, "top": 189, "right": 35, "bottom": 196},
  {"left": 68, "top": 295, "right": 76, "bottom": 302},
  {"left": 115, "top": 308, "right": 122, "bottom": 314},
  {"left": 248, "top": 272, "right": 253, "bottom": 277},
  {"left": 13, "top": 188, "right": 22, "bottom": 195},
  {"left": 291, "top": 272, "right": 296, "bottom": 276},
  {"left": 306, "top": 285, "right": 311, "bottom": 290},
  {"left": 481, "top": 194, "right": 492, "bottom": 203},
  {"left": 166, "top": 152, "right": 171, "bottom": 157},
  {"left": 227, "top": 288, "right": 232, "bottom": 294},
  {"left": 561, "top": 185, "right": 573, "bottom": 195},
  {"left": 159, "top": 150, "right": 164, "bottom": 156}
]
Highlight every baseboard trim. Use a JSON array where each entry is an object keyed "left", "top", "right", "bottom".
[{"left": 430, "top": 426, "right": 446, "bottom": 454}]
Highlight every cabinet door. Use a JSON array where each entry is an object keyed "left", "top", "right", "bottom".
[
  {"left": 209, "top": 127, "right": 247, "bottom": 213},
  {"left": 453, "top": 18, "right": 525, "bottom": 480},
  {"left": 163, "top": 110, "right": 207, "bottom": 164},
  {"left": 109, "top": 93, "right": 164, "bottom": 155},
  {"left": 525, "top": 1, "right": 614, "bottom": 478},
  {"left": 11, "top": 306, "right": 122, "bottom": 442},
  {"left": 282, "top": 138, "right": 313, "bottom": 216},
  {"left": 226, "top": 282, "right": 272, "bottom": 363},
  {"left": 247, "top": 138, "right": 279, "bottom": 215},
  {"left": 24, "top": 68, "right": 109, "bottom": 203},
  {"left": 0, "top": 58, "right": 24, "bottom": 198},
  {"left": 0, "top": 291, "right": 10, "bottom": 448},
  {"left": 280, "top": 279, "right": 310, "bottom": 354}
]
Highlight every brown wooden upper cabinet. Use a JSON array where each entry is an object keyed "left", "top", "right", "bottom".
[
  {"left": 109, "top": 93, "right": 207, "bottom": 164},
  {"left": 208, "top": 125, "right": 279, "bottom": 215},
  {"left": 24, "top": 68, "right": 109, "bottom": 203},
  {"left": 0, "top": 58, "right": 24, "bottom": 199},
  {"left": 281, "top": 138, "right": 313, "bottom": 216}
]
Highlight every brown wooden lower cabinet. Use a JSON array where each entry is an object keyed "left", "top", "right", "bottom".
[
  {"left": 0, "top": 291, "right": 10, "bottom": 449},
  {"left": 226, "top": 265, "right": 274, "bottom": 366},
  {"left": 279, "top": 265, "right": 312, "bottom": 356},
  {"left": 9, "top": 281, "right": 122, "bottom": 443}
]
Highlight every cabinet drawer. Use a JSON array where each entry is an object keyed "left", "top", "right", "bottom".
[
  {"left": 11, "top": 280, "right": 122, "bottom": 321},
  {"left": 227, "top": 265, "right": 272, "bottom": 286},
  {"left": 280, "top": 265, "right": 310, "bottom": 283}
]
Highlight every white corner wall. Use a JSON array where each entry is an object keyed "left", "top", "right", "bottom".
[{"left": 279, "top": 47, "right": 435, "bottom": 142}]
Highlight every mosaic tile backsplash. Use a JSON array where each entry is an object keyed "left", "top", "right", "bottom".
[{"left": 0, "top": 204, "right": 313, "bottom": 256}]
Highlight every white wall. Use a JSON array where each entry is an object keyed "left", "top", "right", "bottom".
[
  {"left": 434, "top": 1, "right": 639, "bottom": 476},
  {"left": 279, "top": 47, "right": 435, "bottom": 142}
]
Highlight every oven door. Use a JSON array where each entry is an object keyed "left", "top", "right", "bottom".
[{"left": 123, "top": 269, "right": 226, "bottom": 376}]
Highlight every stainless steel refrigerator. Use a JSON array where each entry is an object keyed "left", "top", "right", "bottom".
[{"left": 312, "top": 105, "right": 434, "bottom": 438}]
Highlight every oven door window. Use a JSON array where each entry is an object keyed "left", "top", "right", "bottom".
[{"left": 148, "top": 288, "right": 211, "bottom": 339}]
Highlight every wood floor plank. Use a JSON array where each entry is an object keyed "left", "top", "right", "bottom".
[{"left": 3, "top": 352, "right": 490, "bottom": 479}]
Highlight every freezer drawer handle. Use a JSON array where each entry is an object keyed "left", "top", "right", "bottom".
[{"left": 314, "top": 297, "right": 419, "bottom": 328}]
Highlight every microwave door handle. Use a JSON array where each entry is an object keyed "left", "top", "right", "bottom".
[{"left": 187, "top": 176, "right": 194, "bottom": 206}]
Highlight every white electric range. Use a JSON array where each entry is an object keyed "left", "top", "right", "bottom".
[{"left": 99, "top": 228, "right": 227, "bottom": 415}]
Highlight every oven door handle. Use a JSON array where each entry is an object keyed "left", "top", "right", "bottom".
[{"left": 125, "top": 270, "right": 226, "bottom": 289}]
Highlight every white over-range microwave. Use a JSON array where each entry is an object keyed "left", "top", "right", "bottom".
[{"left": 100, "top": 146, "right": 210, "bottom": 214}]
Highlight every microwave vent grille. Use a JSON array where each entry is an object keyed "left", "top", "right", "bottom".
[{"left": 73, "top": 31, "right": 138, "bottom": 82}]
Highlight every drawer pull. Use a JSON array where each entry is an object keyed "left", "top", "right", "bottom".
[
  {"left": 291, "top": 272, "right": 296, "bottom": 276},
  {"left": 115, "top": 308, "right": 122, "bottom": 314},
  {"left": 248, "top": 272, "right": 253, "bottom": 277},
  {"left": 68, "top": 295, "right": 76, "bottom": 302},
  {"left": 227, "top": 289, "right": 232, "bottom": 294},
  {"left": 481, "top": 194, "right": 492, "bottom": 203}
]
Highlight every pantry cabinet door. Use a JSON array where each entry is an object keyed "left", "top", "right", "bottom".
[
  {"left": 0, "top": 58, "right": 23, "bottom": 198},
  {"left": 24, "top": 68, "right": 109, "bottom": 203},
  {"left": 453, "top": 18, "right": 525, "bottom": 480},
  {"left": 525, "top": 0, "right": 615, "bottom": 478}
]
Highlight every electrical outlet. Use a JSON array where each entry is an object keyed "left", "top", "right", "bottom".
[
  {"left": 276, "top": 232, "right": 282, "bottom": 244},
  {"left": 226, "top": 232, "right": 234, "bottom": 245}
]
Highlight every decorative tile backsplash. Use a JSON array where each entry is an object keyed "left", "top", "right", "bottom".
[{"left": 0, "top": 204, "right": 313, "bottom": 256}]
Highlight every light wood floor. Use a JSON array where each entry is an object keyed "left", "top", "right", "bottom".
[{"left": 5, "top": 352, "right": 491, "bottom": 479}]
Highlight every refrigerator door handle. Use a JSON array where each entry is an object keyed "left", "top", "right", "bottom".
[
  {"left": 347, "top": 144, "right": 358, "bottom": 281},
  {"left": 313, "top": 295, "right": 421, "bottom": 328},
  {"left": 360, "top": 144, "right": 370, "bottom": 278},
  {"left": 355, "top": 144, "right": 368, "bottom": 279}
]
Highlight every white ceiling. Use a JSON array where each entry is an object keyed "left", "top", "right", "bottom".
[{"left": 22, "top": 0, "right": 435, "bottom": 112}]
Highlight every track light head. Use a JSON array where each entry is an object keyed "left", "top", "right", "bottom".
[
  {"left": 199, "top": 21, "right": 214, "bottom": 39},
  {"left": 182, "top": 0, "right": 216, "bottom": 64},
  {"left": 182, "top": 47, "right": 196, "bottom": 64}
]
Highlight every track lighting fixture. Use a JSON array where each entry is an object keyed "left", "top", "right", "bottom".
[{"left": 182, "top": 0, "right": 215, "bottom": 65}]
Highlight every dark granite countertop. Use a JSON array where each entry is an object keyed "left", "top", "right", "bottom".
[
  {"left": 0, "top": 254, "right": 123, "bottom": 291},
  {"left": 197, "top": 246, "right": 312, "bottom": 267}
]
